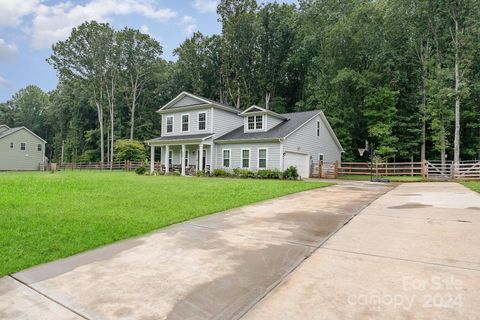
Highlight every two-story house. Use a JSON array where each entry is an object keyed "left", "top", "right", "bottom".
[{"left": 145, "top": 92, "right": 343, "bottom": 178}]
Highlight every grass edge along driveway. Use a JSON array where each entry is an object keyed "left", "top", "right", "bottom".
[
  {"left": 462, "top": 181, "right": 480, "bottom": 193},
  {"left": 0, "top": 171, "right": 332, "bottom": 276}
]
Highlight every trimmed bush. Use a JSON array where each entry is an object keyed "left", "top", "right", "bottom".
[
  {"left": 196, "top": 170, "right": 206, "bottom": 177},
  {"left": 135, "top": 166, "right": 146, "bottom": 175},
  {"left": 232, "top": 168, "right": 256, "bottom": 178},
  {"left": 283, "top": 166, "right": 299, "bottom": 180},
  {"left": 257, "top": 169, "right": 281, "bottom": 179},
  {"left": 212, "top": 169, "right": 229, "bottom": 177}
]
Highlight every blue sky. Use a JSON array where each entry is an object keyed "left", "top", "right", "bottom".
[{"left": 0, "top": 0, "right": 296, "bottom": 102}]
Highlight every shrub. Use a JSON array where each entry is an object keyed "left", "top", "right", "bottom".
[
  {"left": 196, "top": 170, "right": 206, "bottom": 177},
  {"left": 212, "top": 169, "right": 229, "bottom": 177},
  {"left": 232, "top": 168, "right": 256, "bottom": 178},
  {"left": 283, "top": 166, "right": 299, "bottom": 180},
  {"left": 135, "top": 166, "right": 146, "bottom": 175},
  {"left": 114, "top": 139, "right": 147, "bottom": 161},
  {"left": 257, "top": 169, "right": 281, "bottom": 179}
]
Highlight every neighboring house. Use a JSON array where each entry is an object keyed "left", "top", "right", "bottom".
[
  {"left": 0, "top": 125, "right": 46, "bottom": 171},
  {"left": 145, "top": 92, "right": 343, "bottom": 178}
]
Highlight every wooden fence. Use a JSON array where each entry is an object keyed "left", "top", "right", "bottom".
[
  {"left": 56, "top": 161, "right": 155, "bottom": 171},
  {"left": 310, "top": 160, "right": 480, "bottom": 180}
]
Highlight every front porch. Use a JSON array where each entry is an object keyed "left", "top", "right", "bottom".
[{"left": 147, "top": 135, "right": 214, "bottom": 176}]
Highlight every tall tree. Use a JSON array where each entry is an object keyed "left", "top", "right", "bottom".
[{"left": 117, "top": 28, "right": 162, "bottom": 140}]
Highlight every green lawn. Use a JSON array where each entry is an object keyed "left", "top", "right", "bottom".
[
  {"left": 338, "top": 175, "right": 424, "bottom": 182},
  {"left": 0, "top": 171, "right": 331, "bottom": 276},
  {"left": 463, "top": 181, "right": 480, "bottom": 193}
]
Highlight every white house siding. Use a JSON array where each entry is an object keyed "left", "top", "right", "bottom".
[
  {"left": 161, "top": 108, "right": 213, "bottom": 136},
  {"left": 282, "top": 114, "right": 341, "bottom": 164},
  {"left": 266, "top": 115, "right": 284, "bottom": 130},
  {"left": 215, "top": 142, "right": 281, "bottom": 171},
  {"left": 0, "top": 129, "right": 45, "bottom": 170},
  {"left": 211, "top": 108, "right": 243, "bottom": 139},
  {"left": 170, "top": 96, "right": 204, "bottom": 108}
]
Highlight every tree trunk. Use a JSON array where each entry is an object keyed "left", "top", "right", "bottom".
[
  {"left": 130, "top": 91, "right": 136, "bottom": 141},
  {"left": 95, "top": 101, "right": 104, "bottom": 168},
  {"left": 453, "top": 17, "right": 461, "bottom": 168},
  {"left": 265, "top": 92, "right": 271, "bottom": 110},
  {"left": 110, "top": 106, "right": 114, "bottom": 170}
]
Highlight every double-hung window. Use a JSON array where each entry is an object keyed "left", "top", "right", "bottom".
[
  {"left": 10, "top": 142, "right": 13, "bottom": 148},
  {"left": 316, "top": 121, "right": 321, "bottom": 137},
  {"left": 247, "top": 115, "right": 263, "bottom": 131},
  {"left": 37, "top": 144, "right": 42, "bottom": 151},
  {"left": 198, "top": 112, "right": 206, "bottom": 131},
  {"left": 319, "top": 154, "right": 324, "bottom": 162},
  {"left": 241, "top": 149, "right": 250, "bottom": 168},
  {"left": 20, "top": 143, "right": 26, "bottom": 151},
  {"left": 223, "top": 149, "right": 231, "bottom": 168},
  {"left": 166, "top": 116, "right": 174, "bottom": 133},
  {"left": 258, "top": 148, "right": 267, "bottom": 169},
  {"left": 182, "top": 114, "right": 189, "bottom": 132}
]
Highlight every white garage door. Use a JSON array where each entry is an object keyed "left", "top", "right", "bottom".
[{"left": 284, "top": 151, "right": 310, "bottom": 178}]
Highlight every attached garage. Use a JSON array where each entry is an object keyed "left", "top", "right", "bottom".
[{"left": 283, "top": 151, "right": 310, "bottom": 178}]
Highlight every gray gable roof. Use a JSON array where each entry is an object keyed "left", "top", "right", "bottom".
[{"left": 215, "top": 110, "right": 321, "bottom": 142}]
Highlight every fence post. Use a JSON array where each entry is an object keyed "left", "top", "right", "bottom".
[
  {"left": 375, "top": 160, "right": 379, "bottom": 177},
  {"left": 421, "top": 160, "right": 427, "bottom": 179},
  {"left": 310, "top": 159, "right": 313, "bottom": 178},
  {"left": 318, "top": 160, "right": 322, "bottom": 179},
  {"left": 334, "top": 160, "right": 339, "bottom": 179}
]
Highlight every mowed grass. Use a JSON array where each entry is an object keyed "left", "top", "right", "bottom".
[
  {"left": 463, "top": 181, "right": 480, "bottom": 193},
  {"left": 0, "top": 171, "right": 331, "bottom": 276}
]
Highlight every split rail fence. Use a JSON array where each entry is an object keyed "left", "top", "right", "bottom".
[{"left": 55, "top": 161, "right": 154, "bottom": 171}]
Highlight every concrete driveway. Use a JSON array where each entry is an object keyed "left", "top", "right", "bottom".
[
  {"left": 244, "top": 182, "right": 480, "bottom": 320},
  {"left": 0, "top": 181, "right": 390, "bottom": 320}
]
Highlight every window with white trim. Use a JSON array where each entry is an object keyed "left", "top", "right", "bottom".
[
  {"left": 37, "top": 144, "right": 42, "bottom": 151},
  {"left": 223, "top": 149, "right": 231, "bottom": 168},
  {"left": 10, "top": 142, "right": 13, "bottom": 148},
  {"left": 255, "top": 115, "right": 263, "bottom": 129},
  {"left": 258, "top": 148, "right": 267, "bottom": 169},
  {"left": 184, "top": 150, "right": 189, "bottom": 166},
  {"left": 198, "top": 112, "right": 206, "bottom": 131},
  {"left": 182, "top": 114, "right": 189, "bottom": 132},
  {"left": 241, "top": 149, "right": 250, "bottom": 168},
  {"left": 166, "top": 116, "right": 173, "bottom": 133},
  {"left": 247, "top": 115, "right": 264, "bottom": 131},
  {"left": 316, "top": 121, "right": 321, "bottom": 137},
  {"left": 319, "top": 154, "right": 324, "bottom": 162},
  {"left": 168, "top": 150, "right": 173, "bottom": 166},
  {"left": 20, "top": 143, "right": 26, "bottom": 150}
]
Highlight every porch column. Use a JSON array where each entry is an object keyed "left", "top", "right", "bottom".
[
  {"left": 181, "top": 144, "right": 186, "bottom": 176},
  {"left": 199, "top": 143, "right": 204, "bottom": 172},
  {"left": 165, "top": 145, "right": 170, "bottom": 173},
  {"left": 150, "top": 145, "right": 155, "bottom": 173},
  {"left": 210, "top": 145, "right": 213, "bottom": 173}
]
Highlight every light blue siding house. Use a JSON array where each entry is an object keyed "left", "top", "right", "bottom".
[{"left": 146, "top": 92, "right": 343, "bottom": 178}]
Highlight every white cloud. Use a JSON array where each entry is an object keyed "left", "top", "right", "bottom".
[
  {"left": 0, "top": 0, "right": 177, "bottom": 49},
  {"left": 139, "top": 25, "right": 150, "bottom": 34},
  {"left": 0, "top": 39, "right": 18, "bottom": 62},
  {"left": 179, "top": 15, "right": 197, "bottom": 36},
  {"left": 0, "top": 0, "right": 39, "bottom": 27},
  {"left": 192, "top": 0, "right": 218, "bottom": 13}
]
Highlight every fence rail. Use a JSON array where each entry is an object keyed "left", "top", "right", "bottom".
[{"left": 56, "top": 161, "right": 151, "bottom": 171}]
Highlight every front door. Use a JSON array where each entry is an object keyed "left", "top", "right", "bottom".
[{"left": 197, "top": 149, "right": 207, "bottom": 171}]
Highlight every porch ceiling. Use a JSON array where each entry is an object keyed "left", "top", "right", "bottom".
[{"left": 146, "top": 133, "right": 213, "bottom": 145}]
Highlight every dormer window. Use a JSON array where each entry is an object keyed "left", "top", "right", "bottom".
[
  {"left": 182, "top": 114, "right": 189, "bottom": 132},
  {"left": 247, "top": 115, "right": 263, "bottom": 131}
]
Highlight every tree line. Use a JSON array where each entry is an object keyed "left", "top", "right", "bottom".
[{"left": 1, "top": 0, "right": 479, "bottom": 163}]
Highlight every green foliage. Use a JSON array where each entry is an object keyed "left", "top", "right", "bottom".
[
  {"left": 212, "top": 169, "right": 230, "bottom": 177},
  {"left": 135, "top": 166, "right": 146, "bottom": 175},
  {"left": 114, "top": 139, "right": 147, "bottom": 161},
  {"left": 232, "top": 168, "right": 256, "bottom": 178},
  {"left": 196, "top": 170, "right": 206, "bottom": 177},
  {"left": 283, "top": 166, "right": 299, "bottom": 180},
  {"left": 257, "top": 169, "right": 282, "bottom": 179}
]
